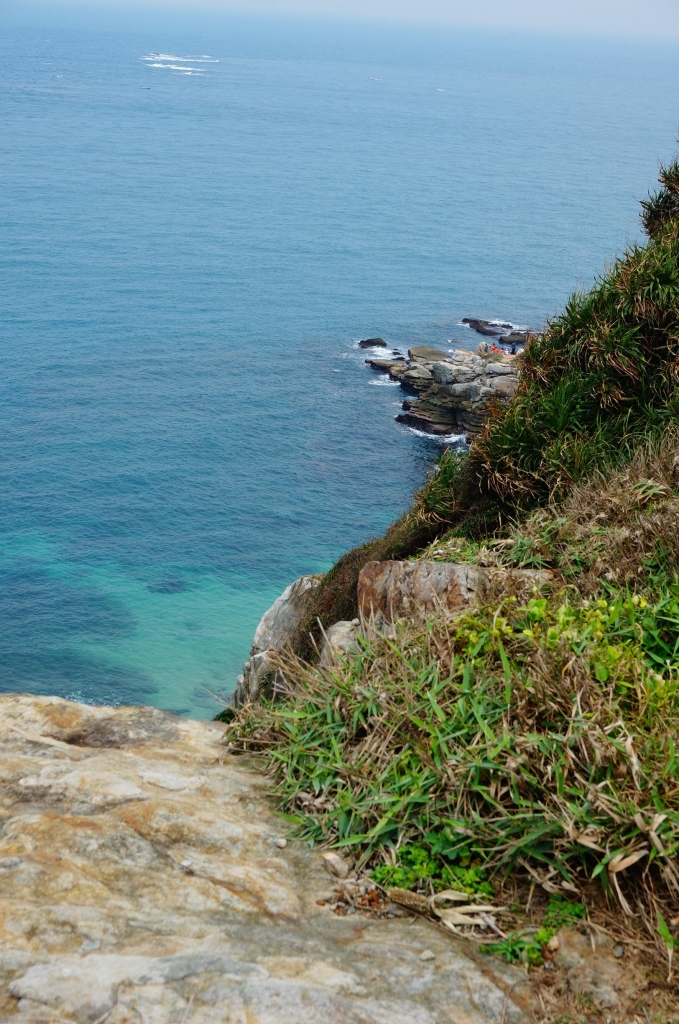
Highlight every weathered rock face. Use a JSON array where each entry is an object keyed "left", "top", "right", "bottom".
[
  {"left": 358, "top": 561, "right": 552, "bottom": 624},
  {"left": 234, "top": 575, "right": 321, "bottom": 706},
  {"left": 407, "top": 345, "right": 451, "bottom": 361},
  {"left": 0, "top": 694, "right": 530, "bottom": 1023},
  {"left": 358, "top": 561, "right": 486, "bottom": 622}
]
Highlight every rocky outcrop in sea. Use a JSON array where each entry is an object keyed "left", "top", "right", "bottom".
[{"left": 364, "top": 318, "right": 528, "bottom": 438}]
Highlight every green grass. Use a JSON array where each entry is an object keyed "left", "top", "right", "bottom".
[{"left": 227, "top": 579, "right": 679, "bottom": 911}]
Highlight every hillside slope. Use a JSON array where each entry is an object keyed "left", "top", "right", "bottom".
[{"left": 226, "top": 152, "right": 679, "bottom": 1001}]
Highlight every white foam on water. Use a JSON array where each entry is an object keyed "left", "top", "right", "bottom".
[
  {"left": 368, "top": 378, "right": 400, "bottom": 386},
  {"left": 143, "top": 53, "right": 219, "bottom": 63},
  {"left": 352, "top": 341, "right": 404, "bottom": 360},
  {"left": 140, "top": 53, "right": 216, "bottom": 77},
  {"left": 146, "top": 64, "right": 203, "bottom": 72},
  {"left": 402, "top": 424, "right": 467, "bottom": 444},
  {"left": 457, "top": 318, "right": 529, "bottom": 332}
]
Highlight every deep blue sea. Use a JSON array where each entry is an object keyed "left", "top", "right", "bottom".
[{"left": 2, "top": 8, "right": 679, "bottom": 716}]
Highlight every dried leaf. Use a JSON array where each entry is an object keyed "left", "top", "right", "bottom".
[
  {"left": 608, "top": 847, "right": 649, "bottom": 874},
  {"left": 429, "top": 889, "right": 470, "bottom": 904}
]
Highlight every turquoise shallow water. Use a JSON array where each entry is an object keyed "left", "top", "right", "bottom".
[{"left": 2, "top": 9, "right": 679, "bottom": 716}]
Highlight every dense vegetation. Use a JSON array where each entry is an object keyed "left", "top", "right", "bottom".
[{"left": 227, "top": 153, "right": 679, "bottom": 976}]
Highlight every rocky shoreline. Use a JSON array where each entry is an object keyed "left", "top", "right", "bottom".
[{"left": 362, "top": 318, "right": 529, "bottom": 439}]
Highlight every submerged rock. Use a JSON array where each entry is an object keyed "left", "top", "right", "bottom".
[
  {"left": 499, "top": 331, "right": 528, "bottom": 345},
  {"left": 461, "top": 318, "right": 512, "bottom": 336},
  {"left": 0, "top": 694, "right": 531, "bottom": 1024},
  {"left": 365, "top": 356, "right": 406, "bottom": 373}
]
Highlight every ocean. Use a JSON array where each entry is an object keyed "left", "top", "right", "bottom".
[{"left": 2, "top": 7, "right": 679, "bottom": 716}]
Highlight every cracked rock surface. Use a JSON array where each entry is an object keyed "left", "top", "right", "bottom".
[{"left": 0, "top": 694, "right": 530, "bottom": 1023}]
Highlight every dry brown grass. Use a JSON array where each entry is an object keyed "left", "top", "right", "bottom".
[{"left": 508, "top": 428, "right": 679, "bottom": 597}]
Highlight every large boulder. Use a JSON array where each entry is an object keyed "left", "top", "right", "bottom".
[
  {"left": 358, "top": 560, "right": 551, "bottom": 624},
  {"left": 358, "top": 561, "right": 485, "bottom": 621},
  {"left": 401, "top": 364, "right": 435, "bottom": 388},
  {"left": 234, "top": 575, "right": 321, "bottom": 706},
  {"left": 407, "top": 345, "right": 450, "bottom": 361},
  {"left": 462, "top": 318, "right": 512, "bottom": 336},
  {"left": 431, "top": 362, "right": 478, "bottom": 385},
  {"left": 319, "top": 619, "right": 360, "bottom": 667}
]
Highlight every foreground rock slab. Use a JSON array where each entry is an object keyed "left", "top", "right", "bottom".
[{"left": 0, "top": 695, "right": 530, "bottom": 1023}]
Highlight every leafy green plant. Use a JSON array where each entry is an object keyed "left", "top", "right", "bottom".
[
  {"left": 542, "top": 894, "right": 587, "bottom": 932},
  {"left": 370, "top": 841, "right": 494, "bottom": 895},
  {"left": 483, "top": 895, "right": 586, "bottom": 965},
  {"left": 227, "top": 582, "right": 679, "bottom": 909}
]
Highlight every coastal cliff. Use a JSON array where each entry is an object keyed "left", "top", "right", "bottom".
[
  {"left": 6, "top": 153, "right": 679, "bottom": 1023},
  {"left": 226, "top": 153, "right": 679, "bottom": 1013}
]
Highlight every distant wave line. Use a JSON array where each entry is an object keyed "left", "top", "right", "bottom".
[
  {"left": 146, "top": 64, "right": 204, "bottom": 71},
  {"left": 142, "top": 53, "right": 219, "bottom": 63}
]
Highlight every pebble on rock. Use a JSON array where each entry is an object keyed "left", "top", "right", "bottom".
[
  {"left": 322, "top": 851, "right": 351, "bottom": 879},
  {"left": 419, "top": 950, "right": 436, "bottom": 961}
]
